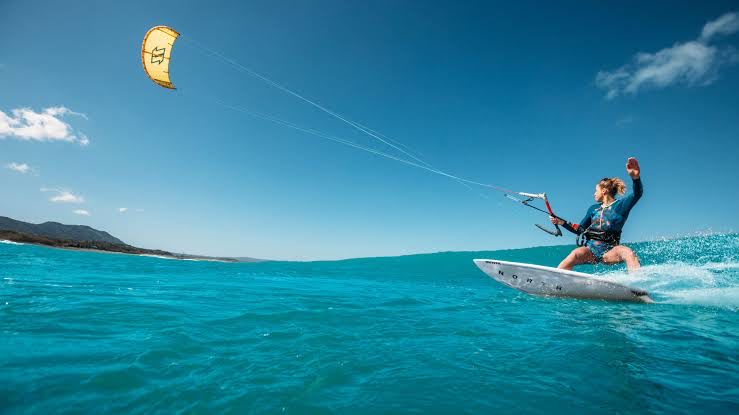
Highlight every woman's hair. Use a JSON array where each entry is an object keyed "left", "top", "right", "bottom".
[{"left": 598, "top": 177, "right": 626, "bottom": 196}]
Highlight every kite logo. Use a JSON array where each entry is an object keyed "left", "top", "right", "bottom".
[{"left": 150, "top": 47, "right": 166, "bottom": 64}]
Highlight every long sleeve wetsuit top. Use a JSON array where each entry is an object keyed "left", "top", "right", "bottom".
[{"left": 562, "top": 178, "right": 643, "bottom": 259}]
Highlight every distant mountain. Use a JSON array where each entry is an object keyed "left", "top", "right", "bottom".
[
  {"left": 232, "top": 257, "right": 265, "bottom": 263},
  {"left": 0, "top": 216, "right": 125, "bottom": 245},
  {"left": 0, "top": 216, "right": 263, "bottom": 262}
]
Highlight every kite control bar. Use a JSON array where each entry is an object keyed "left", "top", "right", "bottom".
[{"left": 506, "top": 192, "right": 563, "bottom": 237}]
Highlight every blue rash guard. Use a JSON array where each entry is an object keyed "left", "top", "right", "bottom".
[{"left": 563, "top": 178, "right": 643, "bottom": 260}]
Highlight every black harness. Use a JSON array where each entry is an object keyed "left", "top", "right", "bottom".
[{"left": 576, "top": 229, "right": 621, "bottom": 247}]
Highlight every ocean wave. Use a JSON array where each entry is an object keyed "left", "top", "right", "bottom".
[
  {"left": 2, "top": 233, "right": 737, "bottom": 413},
  {"left": 138, "top": 254, "right": 176, "bottom": 260},
  {"left": 634, "top": 233, "right": 739, "bottom": 264},
  {"left": 0, "top": 240, "right": 24, "bottom": 245},
  {"left": 182, "top": 258, "right": 225, "bottom": 262}
]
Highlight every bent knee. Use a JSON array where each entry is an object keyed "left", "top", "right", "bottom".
[
  {"left": 603, "top": 245, "right": 636, "bottom": 262},
  {"left": 617, "top": 245, "right": 636, "bottom": 257},
  {"left": 568, "top": 247, "right": 595, "bottom": 263}
]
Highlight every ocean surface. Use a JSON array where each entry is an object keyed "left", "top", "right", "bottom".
[{"left": 1, "top": 234, "right": 738, "bottom": 414}]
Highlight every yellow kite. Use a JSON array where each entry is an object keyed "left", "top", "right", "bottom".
[{"left": 141, "top": 25, "right": 179, "bottom": 89}]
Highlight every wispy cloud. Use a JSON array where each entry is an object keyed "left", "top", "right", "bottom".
[
  {"left": 73, "top": 209, "right": 90, "bottom": 216},
  {"left": 701, "top": 12, "right": 739, "bottom": 41},
  {"left": 616, "top": 116, "right": 636, "bottom": 127},
  {"left": 119, "top": 207, "right": 145, "bottom": 213},
  {"left": 596, "top": 12, "right": 739, "bottom": 99},
  {"left": 0, "top": 106, "right": 90, "bottom": 145},
  {"left": 40, "top": 188, "right": 85, "bottom": 204},
  {"left": 5, "top": 162, "right": 33, "bottom": 174}
]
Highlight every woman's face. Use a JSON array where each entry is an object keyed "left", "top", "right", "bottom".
[{"left": 594, "top": 184, "right": 605, "bottom": 202}]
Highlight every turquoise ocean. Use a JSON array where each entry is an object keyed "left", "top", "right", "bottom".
[{"left": 2, "top": 234, "right": 738, "bottom": 414}]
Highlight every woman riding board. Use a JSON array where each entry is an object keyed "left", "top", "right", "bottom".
[{"left": 550, "top": 157, "right": 643, "bottom": 271}]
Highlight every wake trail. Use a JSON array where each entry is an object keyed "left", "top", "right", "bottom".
[{"left": 598, "top": 261, "right": 739, "bottom": 310}]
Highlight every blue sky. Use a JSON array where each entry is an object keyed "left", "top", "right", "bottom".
[{"left": 1, "top": 1, "right": 738, "bottom": 260}]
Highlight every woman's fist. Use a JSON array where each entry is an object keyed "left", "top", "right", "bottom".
[{"left": 626, "top": 157, "right": 640, "bottom": 179}]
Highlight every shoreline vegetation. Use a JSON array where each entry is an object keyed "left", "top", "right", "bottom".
[
  {"left": 0, "top": 230, "right": 251, "bottom": 263},
  {"left": 0, "top": 216, "right": 264, "bottom": 262}
]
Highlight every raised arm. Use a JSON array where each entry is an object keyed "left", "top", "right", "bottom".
[{"left": 620, "top": 157, "right": 643, "bottom": 213}]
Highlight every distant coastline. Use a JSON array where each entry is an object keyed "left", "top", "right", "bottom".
[
  {"left": 0, "top": 215, "right": 265, "bottom": 263},
  {"left": 0, "top": 230, "right": 258, "bottom": 263}
]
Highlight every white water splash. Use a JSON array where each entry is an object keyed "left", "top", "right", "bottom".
[
  {"left": 668, "top": 287, "right": 739, "bottom": 309},
  {"left": 0, "top": 240, "right": 24, "bottom": 245},
  {"left": 599, "top": 262, "right": 739, "bottom": 310}
]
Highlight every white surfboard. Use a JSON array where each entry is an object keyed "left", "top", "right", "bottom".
[{"left": 474, "top": 259, "right": 652, "bottom": 303}]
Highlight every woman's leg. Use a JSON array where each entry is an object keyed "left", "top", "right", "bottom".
[
  {"left": 558, "top": 246, "right": 596, "bottom": 270},
  {"left": 601, "top": 245, "right": 641, "bottom": 271}
]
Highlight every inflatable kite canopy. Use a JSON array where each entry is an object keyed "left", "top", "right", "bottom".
[{"left": 141, "top": 25, "right": 179, "bottom": 89}]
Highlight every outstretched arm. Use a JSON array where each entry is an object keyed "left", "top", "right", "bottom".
[
  {"left": 551, "top": 206, "right": 593, "bottom": 235},
  {"left": 620, "top": 157, "right": 643, "bottom": 213}
]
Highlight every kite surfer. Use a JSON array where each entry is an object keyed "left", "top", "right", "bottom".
[{"left": 550, "top": 157, "right": 643, "bottom": 271}]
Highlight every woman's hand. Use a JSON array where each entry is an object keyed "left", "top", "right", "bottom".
[
  {"left": 626, "top": 157, "right": 640, "bottom": 179},
  {"left": 550, "top": 216, "right": 565, "bottom": 226}
]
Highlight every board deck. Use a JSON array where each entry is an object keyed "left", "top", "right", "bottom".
[{"left": 474, "top": 259, "right": 652, "bottom": 303}]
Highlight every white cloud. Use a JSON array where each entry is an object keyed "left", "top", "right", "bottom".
[
  {"left": 5, "top": 162, "right": 32, "bottom": 174},
  {"left": 701, "top": 12, "right": 739, "bottom": 41},
  {"left": 596, "top": 12, "right": 739, "bottom": 99},
  {"left": 118, "top": 207, "right": 128, "bottom": 213},
  {"left": 41, "top": 188, "right": 85, "bottom": 204},
  {"left": 73, "top": 209, "right": 90, "bottom": 216},
  {"left": 0, "top": 106, "right": 90, "bottom": 145},
  {"left": 135, "top": 208, "right": 145, "bottom": 212}
]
